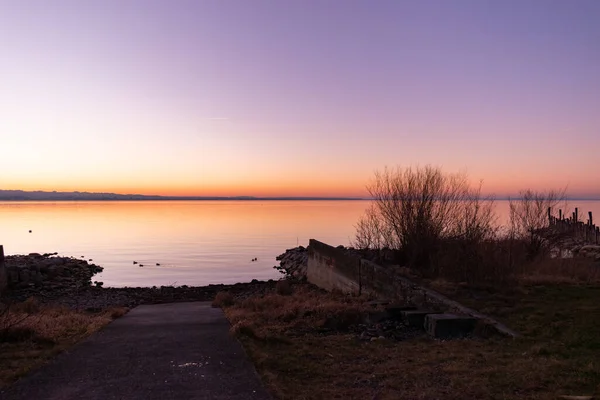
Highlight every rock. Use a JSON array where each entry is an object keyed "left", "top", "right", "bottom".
[
  {"left": 32, "top": 271, "right": 43, "bottom": 285},
  {"left": 579, "top": 245, "right": 600, "bottom": 259},
  {"left": 51, "top": 258, "right": 64, "bottom": 266},
  {"left": 4, "top": 253, "right": 105, "bottom": 293},
  {"left": 274, "top": 246, "right": 308, "bottom": 279},
  {"left": 19, "top": 269, "right": 31, "bottom": 284}
]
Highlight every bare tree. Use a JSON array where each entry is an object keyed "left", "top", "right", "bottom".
[
  {"left": 509, "top": 188, "right": 567, "bottom": 259},
  {"left": 354, "top": 165, "right": 498, "bottom": 277},
  {"left": 353, "top": 203, "right": 395, "bottom": 251}
]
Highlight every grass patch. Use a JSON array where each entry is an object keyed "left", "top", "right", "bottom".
[
  {"left": 520, "top": 257, "right": 600, "bottom": 285},
  {"left": 221, "top": 282, "right": 600, "bottom": 399},
  {"left": 0, "top": 300, "right": 128, "bottom": 387}
]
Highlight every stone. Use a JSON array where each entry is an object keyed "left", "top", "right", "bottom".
[
  {"left": 52, "top": 258, "right": 65, "bottom": 266},
  {"left": 19, "top": 269, "right": 31, "bottom": 284},
  {"left": 579, "top": 245, "right": 600, "bottom": 259},
  {"left": 8, "top": 270, "right": 19, "bottom": 284},
  {"left": 425, "top": 313, "right": 478, "bottom": 339},
  {"left": 580, "top": 245, "right": 600, "bottom": 252},
  {"left": 401, "top": 310, "right": 443, "bottom": 328},
  {"left": 32, "top": 271, "right": 43, "bottom": 285}
]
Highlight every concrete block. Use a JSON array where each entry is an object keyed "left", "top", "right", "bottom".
[
  {"left": 401, "top": 310, "right": 443, "bottom": 328},
  {"left": 425, "top": 313, "right": 478, "bottom": 339},
  {"left": 385, "top": 304, "right": 418, "bottom": 320}
]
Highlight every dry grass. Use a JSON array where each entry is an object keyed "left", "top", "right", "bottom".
[
  {"left": 221, "top": 282, "right": 600, "bottom": 400},
  {"left": 224, "top": 284, "right": 369, "bottom": 342},
  {"left": 212, "top": 291, "right": 235, "bottom": 308},
  {"left": 0, "top": 300, "right": 128, "bottom": 387},
  {"left": 519, "top": 257, "right": 600, "bottom": 285},
  {"left": 275, "top": 280, "right": 293, "bottom": 296}
]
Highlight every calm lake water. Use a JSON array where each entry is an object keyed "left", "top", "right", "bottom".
[{"left": 1, "top": 200, "right": 598, "bottom": 287}]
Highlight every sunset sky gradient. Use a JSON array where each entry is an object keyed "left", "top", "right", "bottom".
[{"left": 1, "top": 0, "right": 598, "bottom": 198}]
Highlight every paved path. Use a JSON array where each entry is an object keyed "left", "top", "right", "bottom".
[{"left": 0, "top": 302, "right": 271, "bottom": 400}]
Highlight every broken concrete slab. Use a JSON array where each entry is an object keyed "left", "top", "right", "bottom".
[
  {"left": 401, "top": 310, "right": 443, "bottom": 328},
  {"left": 366, "top": 299, "right": 391, "bottom": 307},
  {"left": 385, "top": 304, "right": 418, "bottom": 320},
  {"left": 425, "top": 313, "right": 478, "bottom": 339}
]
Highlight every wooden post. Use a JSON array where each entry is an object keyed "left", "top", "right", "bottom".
[
  {"left": 559, "top": 209, "right": 563, "bottom": 221},
  {"left": 586, "top": 224, "right": 590, "bottom": 241},
  {"left": 575, "top": 208, "right": 579, "bottom": 223},
  {"left": 589, "top": 211, "right": 593, "bottom": 226},
  {"left": 0, "top": 245, "right": 7, "bottom": 295},
  {"left": 547, "top": 207, "right": 552, "bottom": 226}
]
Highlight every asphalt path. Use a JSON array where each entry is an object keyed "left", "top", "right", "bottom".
[{"left": 0, "top": 302, "right": 271, "bottom": 400}]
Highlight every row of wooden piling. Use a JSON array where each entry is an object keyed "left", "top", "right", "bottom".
[{"left": 548, "top": 208, "right": 599, "bottom": 245}]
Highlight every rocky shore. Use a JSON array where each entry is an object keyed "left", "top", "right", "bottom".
[
  {"left": 1, "top": 250, "right": 315, "bottom": 310},
  {"left": 1, "top": 245, "right": 389, "bottom": 310},
  {"left": 274, "top": 246, "right": 308, "bottom": 278},
  {"left": 4, "top": 253, "right": 103, "bottom": 290},
  {"left": 549, "top": 236, "right": 600, "bottom": 261}
]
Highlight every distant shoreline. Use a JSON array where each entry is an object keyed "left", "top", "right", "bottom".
[
  {"left": 0, "top": 189, "right": 366, "bottom": 201},
  {"left": 0, "top": 198, "right": 368, "bottom": 202},
  {"left": 0, "top": 190, "right": 598, "bottom": 202}
]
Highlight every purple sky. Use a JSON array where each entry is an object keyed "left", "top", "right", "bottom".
[{"left": 1, "top": 0, "right": 599, "bottom": 197}]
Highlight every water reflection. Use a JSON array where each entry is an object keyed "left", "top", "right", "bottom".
[{"left": 0, "top": 200, "right": 598, "bottom": 287}]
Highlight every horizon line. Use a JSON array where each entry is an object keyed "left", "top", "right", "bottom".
[{"left": 0, "top": 189, "right": 599, "bottom": 201}]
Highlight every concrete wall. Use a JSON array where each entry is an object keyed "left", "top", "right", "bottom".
[
  {"left": 307, "top": 240, "right": 360, "bottom": 293},
  {"left": 359, "top": 258, "right": 401, "bottom": 299},
  {"left": 307, "top": 240, "right": 422, "bottom": 302},
  {"left": 307, "top": 239, "right": 519, "bottom": 337}
]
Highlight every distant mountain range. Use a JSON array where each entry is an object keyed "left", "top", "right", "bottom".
[{"left": 0, "top": 190, "right": 364, "bottom": 201}]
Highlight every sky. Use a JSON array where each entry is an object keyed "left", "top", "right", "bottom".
[{"left": 0, "top": 0, "right": 598, "bottom": 198}]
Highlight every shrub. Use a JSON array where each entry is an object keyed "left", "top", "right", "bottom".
[
  {"left": 275, "top": 280, "right": 293, "bottom": 296},
  {"left": 212, "top": 291, "right": 235, "bottom": 308}
]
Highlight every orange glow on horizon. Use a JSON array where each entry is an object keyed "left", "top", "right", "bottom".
[
  {"left": 2, "top": 158, "right": 597, "bottom": 199},
  {"left": 4, "top": 178, "right": 598, "bottom": 199}
]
